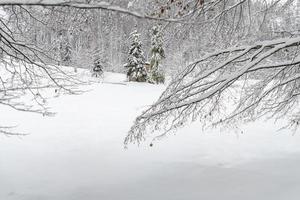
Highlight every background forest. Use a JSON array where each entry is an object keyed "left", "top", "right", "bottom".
[{"left": 4, "top": 0, "right": 299, "bottom": 74}]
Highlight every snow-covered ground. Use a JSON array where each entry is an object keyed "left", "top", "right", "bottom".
[{"left": 1, "top": 72, "right": 300, "bottom": 200}]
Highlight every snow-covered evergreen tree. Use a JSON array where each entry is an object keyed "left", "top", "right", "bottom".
[
  {"left": 149, "top": 25, "right": 165, "bottom": 84},
  {"left": 91, "top": 47, "right": 104, "bottom": 77},
  {"left": 124, "top": 30, "right": 147, "bottom": 82}
]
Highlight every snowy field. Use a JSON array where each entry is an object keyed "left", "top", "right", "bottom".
[{"left": 1, "top": 72, "right": 300, "bottom": 200}]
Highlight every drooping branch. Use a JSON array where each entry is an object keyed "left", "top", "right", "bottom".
[
  {"left": 125, "top": 36, "right": 300, "bottom": 145},
  {"left": 0, "top": 6, "right": 84, "bottom": 135},
  {"left": 0, "top": 125, "right": 27, "bottom": 136}
]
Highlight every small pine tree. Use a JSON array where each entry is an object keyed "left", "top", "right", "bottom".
[
  {"left": 91, "top": 47, "right": 105, "bottom": 77},
  {"left": 124, "top": 30, "right": 147, "bottom": 82},
  {"left": 149, "top": 25, "right": 165, "bottom": 84}
]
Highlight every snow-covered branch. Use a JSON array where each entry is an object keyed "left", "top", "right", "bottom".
[
  {"left": 0, "top": 5, "right": 84, "bottom": 135},
  {"left": 125, "top": 36, "right": 300, "bottom": 145},
  {"left": 0, "top": 0, "right": 187, "bottom": 22}
]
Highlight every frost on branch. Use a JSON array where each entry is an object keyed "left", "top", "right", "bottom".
[{"left": 125, "top": 36, "right": 300, "bottom": 145}]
